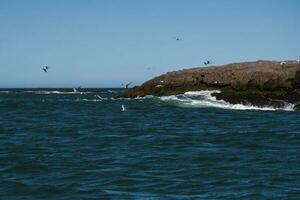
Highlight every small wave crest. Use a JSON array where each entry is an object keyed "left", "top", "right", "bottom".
[
  {"left": 112, "top": 95, "right": 154, "bottom": 101},
  {"left": 0, "top": 91, "right": 10, "bottom": 93},
  {"left": 23, "top": 90, "right": 93, "bottom": 94},
  {"left": 158, "top": 90, "right": 294, "bottom": 111},
  {"left": 79, "top": 98, "right": 108, "bottom": 102}
]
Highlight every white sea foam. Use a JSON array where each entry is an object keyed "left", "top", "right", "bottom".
[
  {"left": 111, "top": 95, "right": 153, "bottom": 101},
  {"left": 158, "top": 90, "right": 295, "bottom": 111},
  {"left": 134, "top": 95, "right": 154, "bottom": 100},
  {"left": 80, "top": 98, "right": 103, "bottom": 102},
  {"left": 107, "top": 90, "right": 118, "bottom": 93}
]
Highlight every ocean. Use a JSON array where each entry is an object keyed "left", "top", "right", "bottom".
[{"left": 0, "top": 88, "right": 299, "bottom": 199}]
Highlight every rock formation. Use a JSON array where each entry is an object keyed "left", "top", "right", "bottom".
[{"left": 117, "top": 60, "right": 300, "bottom": 109}]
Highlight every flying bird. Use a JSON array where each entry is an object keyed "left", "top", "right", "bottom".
[
  {"left": 95, "top": 95, "right": 103, "bottom": 100},
  {"left": 122, "top": 82, "right": 132, "bottom": 89},
  {"left": 204, "top": 61, "right": 211, "bottom": 66},
  {"left": 146, "top": 66, "right": 155, "bottom": 70},
  {"left": 42, "top": 65, "right": 50, "bottom": 72},
  {"left": 175, "top": 37, "right": 182, "bottom": 41},
  {"left": 73, "top": 86, "right": 82, "bottom": 93},
  {"left": 121, "top": 104, "right": 127, "bottom": 112}
]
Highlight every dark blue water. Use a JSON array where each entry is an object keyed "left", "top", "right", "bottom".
[{"left": 0, "top": 89, "right": 300, "bottom": 199}]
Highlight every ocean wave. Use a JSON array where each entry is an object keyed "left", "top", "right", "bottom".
[
  {"left": 0, "top": 91, "right": 10, "bottom": 93},
  {"left": 79, "top": 98, "right": 108, "bottom": 102},
  {"left": 41, "top": 98, "right": 108, "bottom": 102},
  {"left": 23, "top": 90, "right": 93, "bottom": 94},
  {"left": 0, "top": 89, "right": 120, "bottom": 95},
  {"left": 111, "top": 95, "right": 153, "bottom": 101},
  {"left": 158, "top": 90, "right": 295, "bottom": 111}
]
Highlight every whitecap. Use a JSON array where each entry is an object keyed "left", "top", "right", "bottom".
[
  {"left": 0, "top": 91, "right": 10, "bottom": 93},
  {"left": 159, "top": 90, "right": 294, "bottom": 111},
  {"left": 78, "top": 98, "right": 108, "bottom": 102}
]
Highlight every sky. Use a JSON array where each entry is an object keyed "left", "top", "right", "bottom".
[{"left": 0, "top": 0, "right": 299, "bottom": 88}]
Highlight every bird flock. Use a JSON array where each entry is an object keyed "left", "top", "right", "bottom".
[
  {"left": 42, "top": 64, "right": 134, "bottom": 111},
  {"left": 41, "top": 37, "right": 300, "bottom": 111}
]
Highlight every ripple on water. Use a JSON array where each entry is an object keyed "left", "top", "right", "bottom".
[{"left": 0, "top": 89, "right": 300, "bottom": 199}]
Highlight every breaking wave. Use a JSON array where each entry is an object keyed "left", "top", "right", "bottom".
[
  {"left": 158, "top": 90, "right": 295, "bottom": 111},
  {"left": 0, "top": 89, "right": 295, "bottom": 111}
]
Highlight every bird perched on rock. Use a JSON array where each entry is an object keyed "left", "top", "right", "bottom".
[
  {"left": 280, "top": 61, "right": 286, "bottom": 65},
  {"left": 280, "top": 61, "right": 287, "bottom": 70},
  {"left": 280, "top": 61, "right": 286, "bottom": 66}
]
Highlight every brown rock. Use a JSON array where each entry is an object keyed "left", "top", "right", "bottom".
[{"left": 117, "top": 60, "right": 300, "bottom": 108}]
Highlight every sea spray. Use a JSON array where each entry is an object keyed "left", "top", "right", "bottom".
[{"left": 158, "top": 90, "right": 295, "bottom": 111}]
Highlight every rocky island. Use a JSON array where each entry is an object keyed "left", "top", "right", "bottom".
[{"left": 117, "top": 60, "right": 300, "bottom": 110}]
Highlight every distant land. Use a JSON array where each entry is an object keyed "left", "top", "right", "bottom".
[{"left": 117, "top": 60, "right": 300, "bottom": 110}]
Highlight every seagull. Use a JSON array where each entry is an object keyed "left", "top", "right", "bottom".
[
  {"left": 122, "top": 82, "right": 132, "bottom": 89},
  {"left": 175, "top": 37, "right": 182, "bottom": 41},
  {"left": 297, "top": 60, "right": 300, "bottom": 63},
  {"left": 73, "top": 86, "right": 81, "bottom": 93},
  {"left": 42, "top": 65, "right": 49, "bottom": 72},
  {"left": 204, "top": 61, "right": 211, "bottom": 66},
  {"left": 121, "top": 104, "right": 127, "bottom": 111},
  {"left": 95, "top": 95, "right": 103, "bottom": 100},
  {"left": 146, "top": 67, "right": 155, "bottom": 70},
  {"left": 280, "top": 61, "right": 287, "bottom": 69},
  {"left": 280, "top": 61, "right": 286, "bottom": 65},
  {"left": 280, "top": 61, "right": 286, "bottom": 67}
]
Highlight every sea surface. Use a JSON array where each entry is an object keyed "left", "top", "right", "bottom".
[{"left": 0, "top": 88, "right": 300, "bottom": 200}]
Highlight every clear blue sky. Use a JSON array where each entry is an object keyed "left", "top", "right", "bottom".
[{"left": 0, "top": 0, "right": 299, "bottom": 88}]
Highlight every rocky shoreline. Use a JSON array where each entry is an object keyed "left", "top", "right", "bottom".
[{"left": 117, "top": 60, "right": 300, "bottom": 110}]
